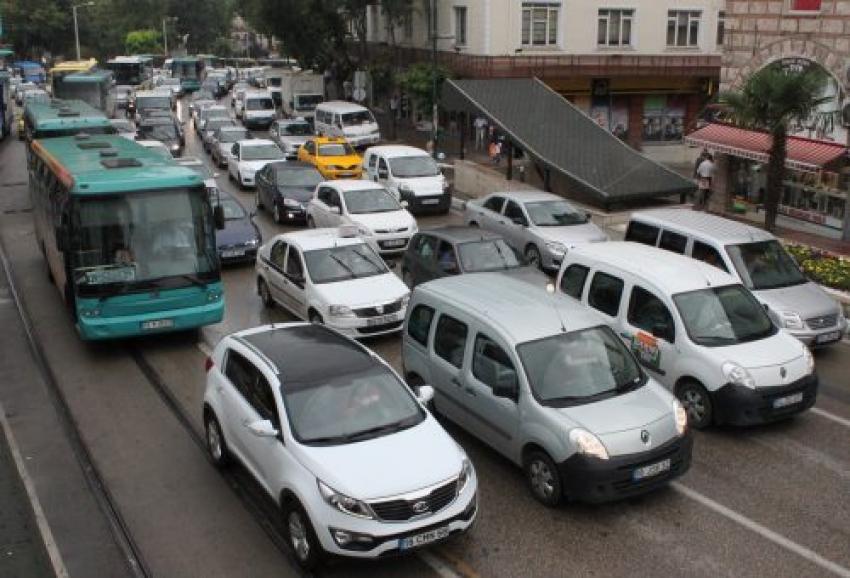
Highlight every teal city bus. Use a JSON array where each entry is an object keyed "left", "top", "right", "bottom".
[
  {"left": 53, "top": 71, "right": 117, "bottom": 118},
  {"left": 170, "top": 57, "right": 205, "bottom": 93},
  {"left": 23, "top": 100, "right": 116, "bottom": 143},
  {"left": 29, "top": 134, "right": 225, "bottom": 340}
]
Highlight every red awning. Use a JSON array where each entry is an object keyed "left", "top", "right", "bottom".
[{"left": 684, "top": 123, "right": 846, "bottom": 172}]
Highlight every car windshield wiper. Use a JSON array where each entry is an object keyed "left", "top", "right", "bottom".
[
  {"left": 693, "top": 335, "right": 736, "bottom": 345},
  {"left": 327, "top": 253, "right": 358, "bottom": 278},
  {"left": 344, "top": 417, "right": 417, "bottom": 442},
  {"left": 351, "top": 247, "right": 385, "bottom": 272}
]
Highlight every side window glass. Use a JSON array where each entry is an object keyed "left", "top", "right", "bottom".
[
  {"left": 330, "top": 190, "right": 341, "bottom": 209},
  {"left": 504, "top": 201, "right": 527, "bottom": 225},
  {"left": 624, "top": 221, "right": 660, "bottom": 246},
  {"left": 472, "top": 334, "right": 517, "bottom": 392},
  {"left": 692, "top": 241, "right": 728, "bottom": 272},
  {"left": 285, "top": 246, "right": 303, "bottom": 278},
  {"left": 368, "top": 154, "right": 378, "bottom": 169},
  {"left": 407, "top": 305, "right": 435, "bottom": 346},
  {"left": 560, "top": 264, "right": 589, "bottom": 299},
  {"left": 224, "top": 350, "right": 255, "bottom": 401},
  {"left": 437, "top": 241, "right": 459, "bottom": 274},
  {"left": 253, "top": 375, "right": 281, "bottom": 427},
  {"left": 659, "top": 230, "right": 688, "bottom": 254},
  {"left": 627, "top": 285, "right": 675, "bottom": 342},
  {"left": 318, "top": 187, "right": 331, "bottom": 204},
  {"left": 416, "top": 235, "right": 438, "bottom": 261},
  {"left": 483, "top": 196, "right": 504, "bottom": 213},
  {"left": 378, "top": 158, "right": 389, "bottom": 174},
  {"left": 588, "top": 272, "right": 624, "bottom": 317},
  {"left": 434, "top": 315, "right": 468, "bottom": 369},
  {"left": 270, "top": 241, "right": 287, "bottom": 269}
]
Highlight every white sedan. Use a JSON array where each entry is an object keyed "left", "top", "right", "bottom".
[
  {"left": 227, "top": 139, "right": 285, "bottom": 188},
  {"left": 256, "top": 227, "right": 410, "bottom": 338}
]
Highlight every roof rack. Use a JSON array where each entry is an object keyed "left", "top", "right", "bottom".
[
  {"left": 99, "top": 148, "right": 119, "bottom": 158},
  {"left": 77, "top": 141, "right": 112, "bottom": 150}
]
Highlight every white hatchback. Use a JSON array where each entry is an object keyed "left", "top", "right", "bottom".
[
  {"left": 256, "top": 227, "right": 410, "bottom": 338},
  {"left": 203, "top": 323, "right": 477, "bottom": 569},
  {"left": 227, "top": 139, "right": 285, "bottom": 188}
]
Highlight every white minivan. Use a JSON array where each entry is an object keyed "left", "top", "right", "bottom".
[
  {"left": 314, "top": 101, "right": 380, "bottom": 147},
  {"left": 363, "top": 145, "right": 451, "bottom": 214},
  {"left": 242, "top": 90, "right": 277, "bottom": 129},
  {"left": 556, "top": 242, "right": 818, "bottom": 429},
  {"left": 402, "top": 274, "right": 692, "bottom": 505}
]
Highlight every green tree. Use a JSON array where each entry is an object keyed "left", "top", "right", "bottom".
[
  {"left": 1, "top": 0, "right": 71, "bottom": 59},
  {"left": 720, "top": 65, "right": 829, "bottom": 232},
  {"left": 125, "top": 29, "right": 162, "bottom": 54},
  {"left": 397, "top": 62, "right": 448, "bottom": 116}
]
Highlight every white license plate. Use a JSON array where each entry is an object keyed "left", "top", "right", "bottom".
[
  {"left": 421, "top": 198, "right": 440, "bottom": 205},
  {"left": 398, "top": 526, "right": 449, "bottom": 551},
  {"left": 221, "top": 249, "right": 246, "bottom": 258},
  {"left": 383, "top": 239, "right": 406, "bottom": 248},
  {"left": 633, "top": 458, "right": 671, "bottom": 481},
  {"left": 141, "top": 319, "right": 174, "bottom": 330},
  {"left": 366, "top": 314, "right": 396, "bottom": 327},
  {"left": 773, "top": 392, "right": 804, "bottom": 409},
  {"left": 816, "top": 330, "right": 842, "bottom": 344}
]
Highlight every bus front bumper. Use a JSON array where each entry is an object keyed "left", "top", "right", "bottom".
[{"left": 76, "top": 299, "right": 224, "bottom": 340}]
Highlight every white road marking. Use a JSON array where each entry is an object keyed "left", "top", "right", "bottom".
[
  {"left": 811, "top": 407, "right": 850, "bottom": 429},
  {"left": 417, "top": 551, "right": 465, "bottom": 578},
  {"left": 673, "top": 482, "right": 850, "bottom": 578},
  {"left": 0, "top": 401, "right": 70, "bottom": 578}
]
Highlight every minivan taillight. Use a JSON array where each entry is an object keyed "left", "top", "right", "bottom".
[{"left": 204, "top": 356, "right": 214, "bottom": 373}]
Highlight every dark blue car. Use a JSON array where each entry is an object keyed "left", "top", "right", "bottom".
[{"left": 213, "top": 192, "right": 262, "bottom": 264}]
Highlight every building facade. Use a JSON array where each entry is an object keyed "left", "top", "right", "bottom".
[{"left": 366, "top": 0, "right": 725, "bottom": 150}]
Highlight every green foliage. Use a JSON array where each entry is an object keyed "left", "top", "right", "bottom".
[
  {"left": 1, "top": 0, "right": 71, "bottom": 58},
  {"left": 125, "top": 29, "right": 162, "bottom": 55},
  {"left": 397, "top": 62, "right": 448, "bottom": 113},
  {"left": 785, "top": 244, "right": 850, "bottom": 292}
]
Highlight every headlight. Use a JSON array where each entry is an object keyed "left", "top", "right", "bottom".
[
  {"left": 170, "top": 144, "right": 180, "bottom": 151},
  {"left": 245, "top": 238, "right": 260, "bottom": 247},
  {"left": 317, "top": 480, "right": 373, "bottom": 519},
  {"left": 356, "top": 224, "right": 372, "bottom": 237},
  {"left": 673, "top": 399, "right": 688, "bottom": 435},
  {"left": 283, "top": 197, "right": 302, "bottom": 208},
  {"left": 778, "top": 310, "right": 804, "bottom": 330},
  {"left": 326, "top": 164, "right": 339, "bottom": 170},
  {"left": 400, "top": 293, "right": 410, "bottom": 309},
  {"left": 328, "top": 304, "right": 355, "bottom": 317},
  {"left": 569, "top": 428, "right": 609, "bottom": 460},
  {"left": 544, "top": 241, "right": 567, "bottom": 255},
  {"left": 457, "top": 459, "right": 473, "bottom": 495},
  {"left": 398, "top": 184, "right": 414, "bottom": 194},
  {"left": 803, "top": 347, "right": 815, "bottom": 375},
  {"left": 722, "top": 361, "right": 756, "bottom": 389}
]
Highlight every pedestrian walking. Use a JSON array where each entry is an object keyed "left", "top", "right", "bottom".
[
  {"left": 695, "top": 153, "right": 715, "bottom": 210},
  {"left": 474, "top": 116, "right": 488, "bottom": 150},
  {"left": 489, "top": 140, "right": 501, "bottom": 166}
]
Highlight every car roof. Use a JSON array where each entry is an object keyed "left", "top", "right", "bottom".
[
  {"left": 630, "top": 209, "right": 775, "bottom": 244},
  {"left": 269, "top": 160, "right": 315, "bottom": 170},
  {"left": 274, "top": 227, "right": 366, "bottom": 251},
  {"left": 487, "top": 190, "right": 565, "bottom": 203},
  {"left": 327, "top": 179, "right": 387, "bottom": 192},
  {"left": 312, "top": 136, "right": 351, "bottom": 145},
  {"left": 239, "top": 139, "right": 276, "bottom": 147},
  {"left": 365, "top": 145, "right": 429, "bottom": 158},
  {"left": 416, "top": 273, "right": 605, "bottom": 344},
  {"left": 569, "top": 242, "right": 737, "bottom": 294},
  {"left": 419, "top": 226, "right": 503, "bottom": 244},
  {"left": 235, "top": 323, "right": 379, "bottom": 385},
  {"left": 318, "top": 100, "right": 370, "bottom": 113},
  {"left": 245, "top": 90, "right": 272, "bottom": 98}
]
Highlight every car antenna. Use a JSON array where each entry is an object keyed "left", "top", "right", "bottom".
[{"left": 546, "top": 282, "right": 568, "bottom": 333}]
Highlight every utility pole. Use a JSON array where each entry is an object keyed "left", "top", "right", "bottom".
[
  {"left": 430, "top": 0, "right": 438, "bottom": 157},
  {"left": 163, "top": 17, "right": 177, "bottom": 57},
  {"left": 73, "top": 2, "right": 95, "bottom": 61}
]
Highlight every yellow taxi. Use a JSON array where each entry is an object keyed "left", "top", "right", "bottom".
[{"left": 297, "top": 136, "right": 363, "bottom": 179}]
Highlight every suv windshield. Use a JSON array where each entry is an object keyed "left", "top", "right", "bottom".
[
  {"left": 276, "top": 167, "right": 322, "bottom": 188},
  {"left": 280, "top": 122, "right": 312, "bottom": 136},
  {"left": 343, "top": 189, "right": 400, "bottom": 214},
  {"left": 246, "top": 98, "right": 274, "bottom": 110},
  {"left": 319, "top": 143, "right": 354, "bottom": 156},
  {"left": 525, "top": 200, "right": 588, "bottom": 226},
  {"left": 341, "top": 110, "right": 375, "bottom": 126},
  {"left": 518, "top": 326, "right": 645, "bottom": 407},
  {"left": 389, "top": 156, "right": 440, "bottom": 178},
  {"left": 136, "top": 96, "right": 171, "bottom": 110},
  {"left": 284, "top": 364, "right": 424, "bottom": 446},
  {"left": 140, "top": 124, "right": 178, "bottom": 141},
  {"left": 726, "top": 240, "right": 807, "bottom": 290},
  {"left": 458, "top": 239, "right": 520, "bottom": 272},
  {"left": 295, "top": 94, "right": 322, "bottom": 110},
  {"left": 304, "top": 243, "right": 388, "bottom": 284},
  {"left": 674, "top": 284, "right": 777, "bottom": 346},
  {"left": 241, "top": 144, "right": 283, "bottom": 161}
]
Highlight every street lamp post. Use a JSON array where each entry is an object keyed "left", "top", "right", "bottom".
[
  {"left": 72, "top": 2, "right": 95, "bottom": 61},
  {"left": 162, "top": 17, "right": 178, "bottom": 57},
  {"left": 430, "top": 0, "right": 438, "bottom": 156}
]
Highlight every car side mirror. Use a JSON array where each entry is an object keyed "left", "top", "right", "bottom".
[
  {"left": 213, "top": 205, "right": 226, "bottom": 230},
  {"left": 416, "top": 384, "right": 435, "bottom": 406},
  {"left": 492, "top": 372, "right": 518, "bottom": 401},
  {"left": 512, "top": 217, "right": 526, "bottom": 226},
  {"left": 400, "top": 200, "right": 409, "bottom": 208},
  {"left": 330, "top": 206, "right": 341, "bottom": 214},
  {"left": 245, "top": 419, "right": 279, "bottom": 438}
]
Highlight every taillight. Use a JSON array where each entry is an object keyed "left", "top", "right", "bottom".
[{"left": 204, "top": 356, "right": 214, "bottom": 373}]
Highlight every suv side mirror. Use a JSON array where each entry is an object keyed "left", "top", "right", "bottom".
[
  {"left": 213, "top": 205, "right": 226, "bottom": 230},
  {"left": 329, "top": 205, "right": 341, "bottom": 215},
  {"left": 245, "top": 419, "right": 279, "bottom": 438},
  {"left": 416, "top": 384, "right": 435, "bottom": 405}
]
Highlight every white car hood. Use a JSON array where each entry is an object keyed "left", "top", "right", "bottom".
[
  {"left": 707, "top": 330, "right": 804, "bottom": 370},
  {"left": 396, "top": 175, "right": 444, "bottom": 197},
  {"left": 556, "top": 383, "right": 671, "bottom": 435},
  {"left": 536, "top": 222, "right": 608, "bottom": 247},
  {"left": 315, "top": 272, "right": 408, "bottom": 308},
  {"left": 756, "top": 281, "right": 840, "bottom": 319},
  {"left": 239, "top": 159, "right": 279, "bottom": 173},
  {"left": 350, "top": 210, "right": 415, "bottom": 232},
  {"left": 297, "top": 417, "right": 463, "bottom": 500}
]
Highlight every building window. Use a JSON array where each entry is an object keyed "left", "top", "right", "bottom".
[
  {"left": 454, "top": 6, "right": 467, "bottom": 46},
  {"left": 522, "top": 3, "right": 560, "bottom": 46},
  {"left": 403, "top": 12, "right": 413, "bottom": 41},
  {"left": 789, "top": 0, "right": 822, "bottom": 10},
  {"left": 716, "top": 10, "right": 725, "bottom": 46},
  {"left": 598, "top": 9, "right": 634, "bottom": 47},
  {"left": 667, "top": 10, "right": 701, "bottom": 47}
]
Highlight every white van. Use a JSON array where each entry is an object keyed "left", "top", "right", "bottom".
[
  {"left": 314, "top": 101, "right": 380, "bottom": 147},
  {"left": 362, "top": 145, "right": 451, "bottom": 214},
  {"left": 625, "top": 209, "right": 846, "bottom": 347},
  {"left": 556, "top": 242, "right": 818, "bottom": 429},
  {"left": 402, "top": 273, "right": 692, "bottom": 505},
  {"left": 242, "top": 90, "right": 276, "bottom": 129}
]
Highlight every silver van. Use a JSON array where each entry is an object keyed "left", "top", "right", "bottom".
[
  {"left": 402, "top": 274, "right": 692, "bottom": 506},
  {"left": 626, "top": 209, "right": 846, "bottom": 347}
]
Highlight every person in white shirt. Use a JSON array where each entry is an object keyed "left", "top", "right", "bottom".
[
  {"left": 695, "top": 154, "right": 715, "bottom": 210},
  {"left": 474, "top": 116, "right": 488, "bottom": 150}
]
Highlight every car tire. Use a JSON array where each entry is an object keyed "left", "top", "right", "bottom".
[
  {"left": 677, "top": 380, "right": 713, "bottom": 430},
  {"left": 524, "top": 245, "right": 543, "bottom": 270},
  {"left": 524, "top": 450, "right": 562, "bottom": 507},
  {"left": 282, "top": 500, "right": 323, "bottom": 571},
  {"left": 273, "top": 203, "right": 284, "bottom": 225},
  {"left": 258, "top": 278, "right": 273, "bottom": 308},
  {"left": 307, "top": 216, "right": 316, "bottom": 229},
  {"left": 204, "top": 413, "right": 230, "bottom": 469},
  {"left": 308, "top": 310, "right": 323, "bottom": 325}
]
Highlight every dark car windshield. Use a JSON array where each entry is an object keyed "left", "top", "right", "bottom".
[
  {"left": 319, "top": 143, "right": 355, "bottom": 157},
  {"left": 458, "top": 239, "right": 521, "bottom": 272},
  {"left": 518, "top": 326, "right": 644, "bottom": 407},
  {"left": 204, "top": 119, "right": 234, "bottom": 133},
  {"left": 215, "top": 198, "right": 247, "bottom": 220},
  {"left": 304, "top": 244, "right": 388, "bottom": 284},
  {"left": 141, "top": 124, "right": 178, "bottom": 141},
  {"left": 218, "top": 129, "right": 249, "bottom": 143},
  {"left": 674, "top": 284, "right": 777, "bottom": 347},
  {"left": 525, "top": 200, "right": 588, "bottom": 226},
  {"left": 390, "top": 156, "right": 440, "bottom": 178},
  {"left": 280, "top": 122, "right": 312, "bottom": 136},
  {"left": 284, "top": 364, "right": 424, "bottom": 446},
  {"left": 136, "top": 96, "right": 171, "bottom": 109},
  {"left": 241, "top": 144, "right": 283, "bottom": 161},
  {"left": 343, "top": 189, "right": 400, "bottom": 214},
  {"left": 276, "top": 167, "right": 323, "bottom": 188},
  {"left": 246, "top": 98, "right": 274, "bottom": 110},
  {"left": 726, "top": 240, "right": 807, "bottom": 290}
]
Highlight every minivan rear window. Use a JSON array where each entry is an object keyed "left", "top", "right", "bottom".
[
  {"left": 659, "top": 230, "right": 688, "bottom": 254},
  {"left": 625, "top": 221, "right": 660, "bottom": 246}
]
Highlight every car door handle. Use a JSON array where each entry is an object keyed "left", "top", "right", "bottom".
[
  {"left": 451, "top": 377, "right": 462, "bottom": 387},
  {"left": 464, "top": 387, "right": 477, "bottom": 397}
]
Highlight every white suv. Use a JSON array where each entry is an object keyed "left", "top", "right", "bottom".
[{"left": 202, "top": 323, "right": 478, "bottom": 569}]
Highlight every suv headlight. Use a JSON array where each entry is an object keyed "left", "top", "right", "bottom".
[
  {"left": 673, "top": 399, "right": 688, "bottom": 435},
  {"left": 283, "top": 197, "right": 302, "bottom": 208},
  {"left": 317, "top": 480, "right": 373, "bottom": 519},
  {"left": 398, "top": 184, "right": 414, "bottom": 195},
  {"left": 778, "top": 310, "right": 804, "bottom": 330},
  {"left": 545, "top": 241, "right": 567, "bottom": 256},
  {"left": 569, "top": 428, "right": 609, "bottom": 460},
  {"left": 722, "top": 361, "right": 756, "bottom": 389},
  {"left": 457, "top": 459, "right": 473, "bottom": 495},
  {"left": 328, "top": 304, "right": 355, "bottom": 317},
  {"left": 803, "top": 347, "right": 815, "bottom": 375}
]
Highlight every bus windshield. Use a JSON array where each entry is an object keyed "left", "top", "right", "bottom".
[
  {"left": 70, "top": 188, "right": 217, "bottom": 297},
  {"left": 110, "top": 64, "right": 143, "bottom": 85},
  {"left": 56, "top": 83, "right": 104, "bottom": 110}
]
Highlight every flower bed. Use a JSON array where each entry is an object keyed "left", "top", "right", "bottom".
[{"left": 785, "top": 244, "right": 850, "bottom": 292}]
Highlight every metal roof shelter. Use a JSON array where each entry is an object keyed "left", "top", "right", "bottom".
[{"left": 442, "top": 78, "right": 695, "bottom": 208}]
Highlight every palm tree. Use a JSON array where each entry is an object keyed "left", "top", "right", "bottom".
[{"left": 720, "top": 65, "right": 829, "bottom": 232}]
